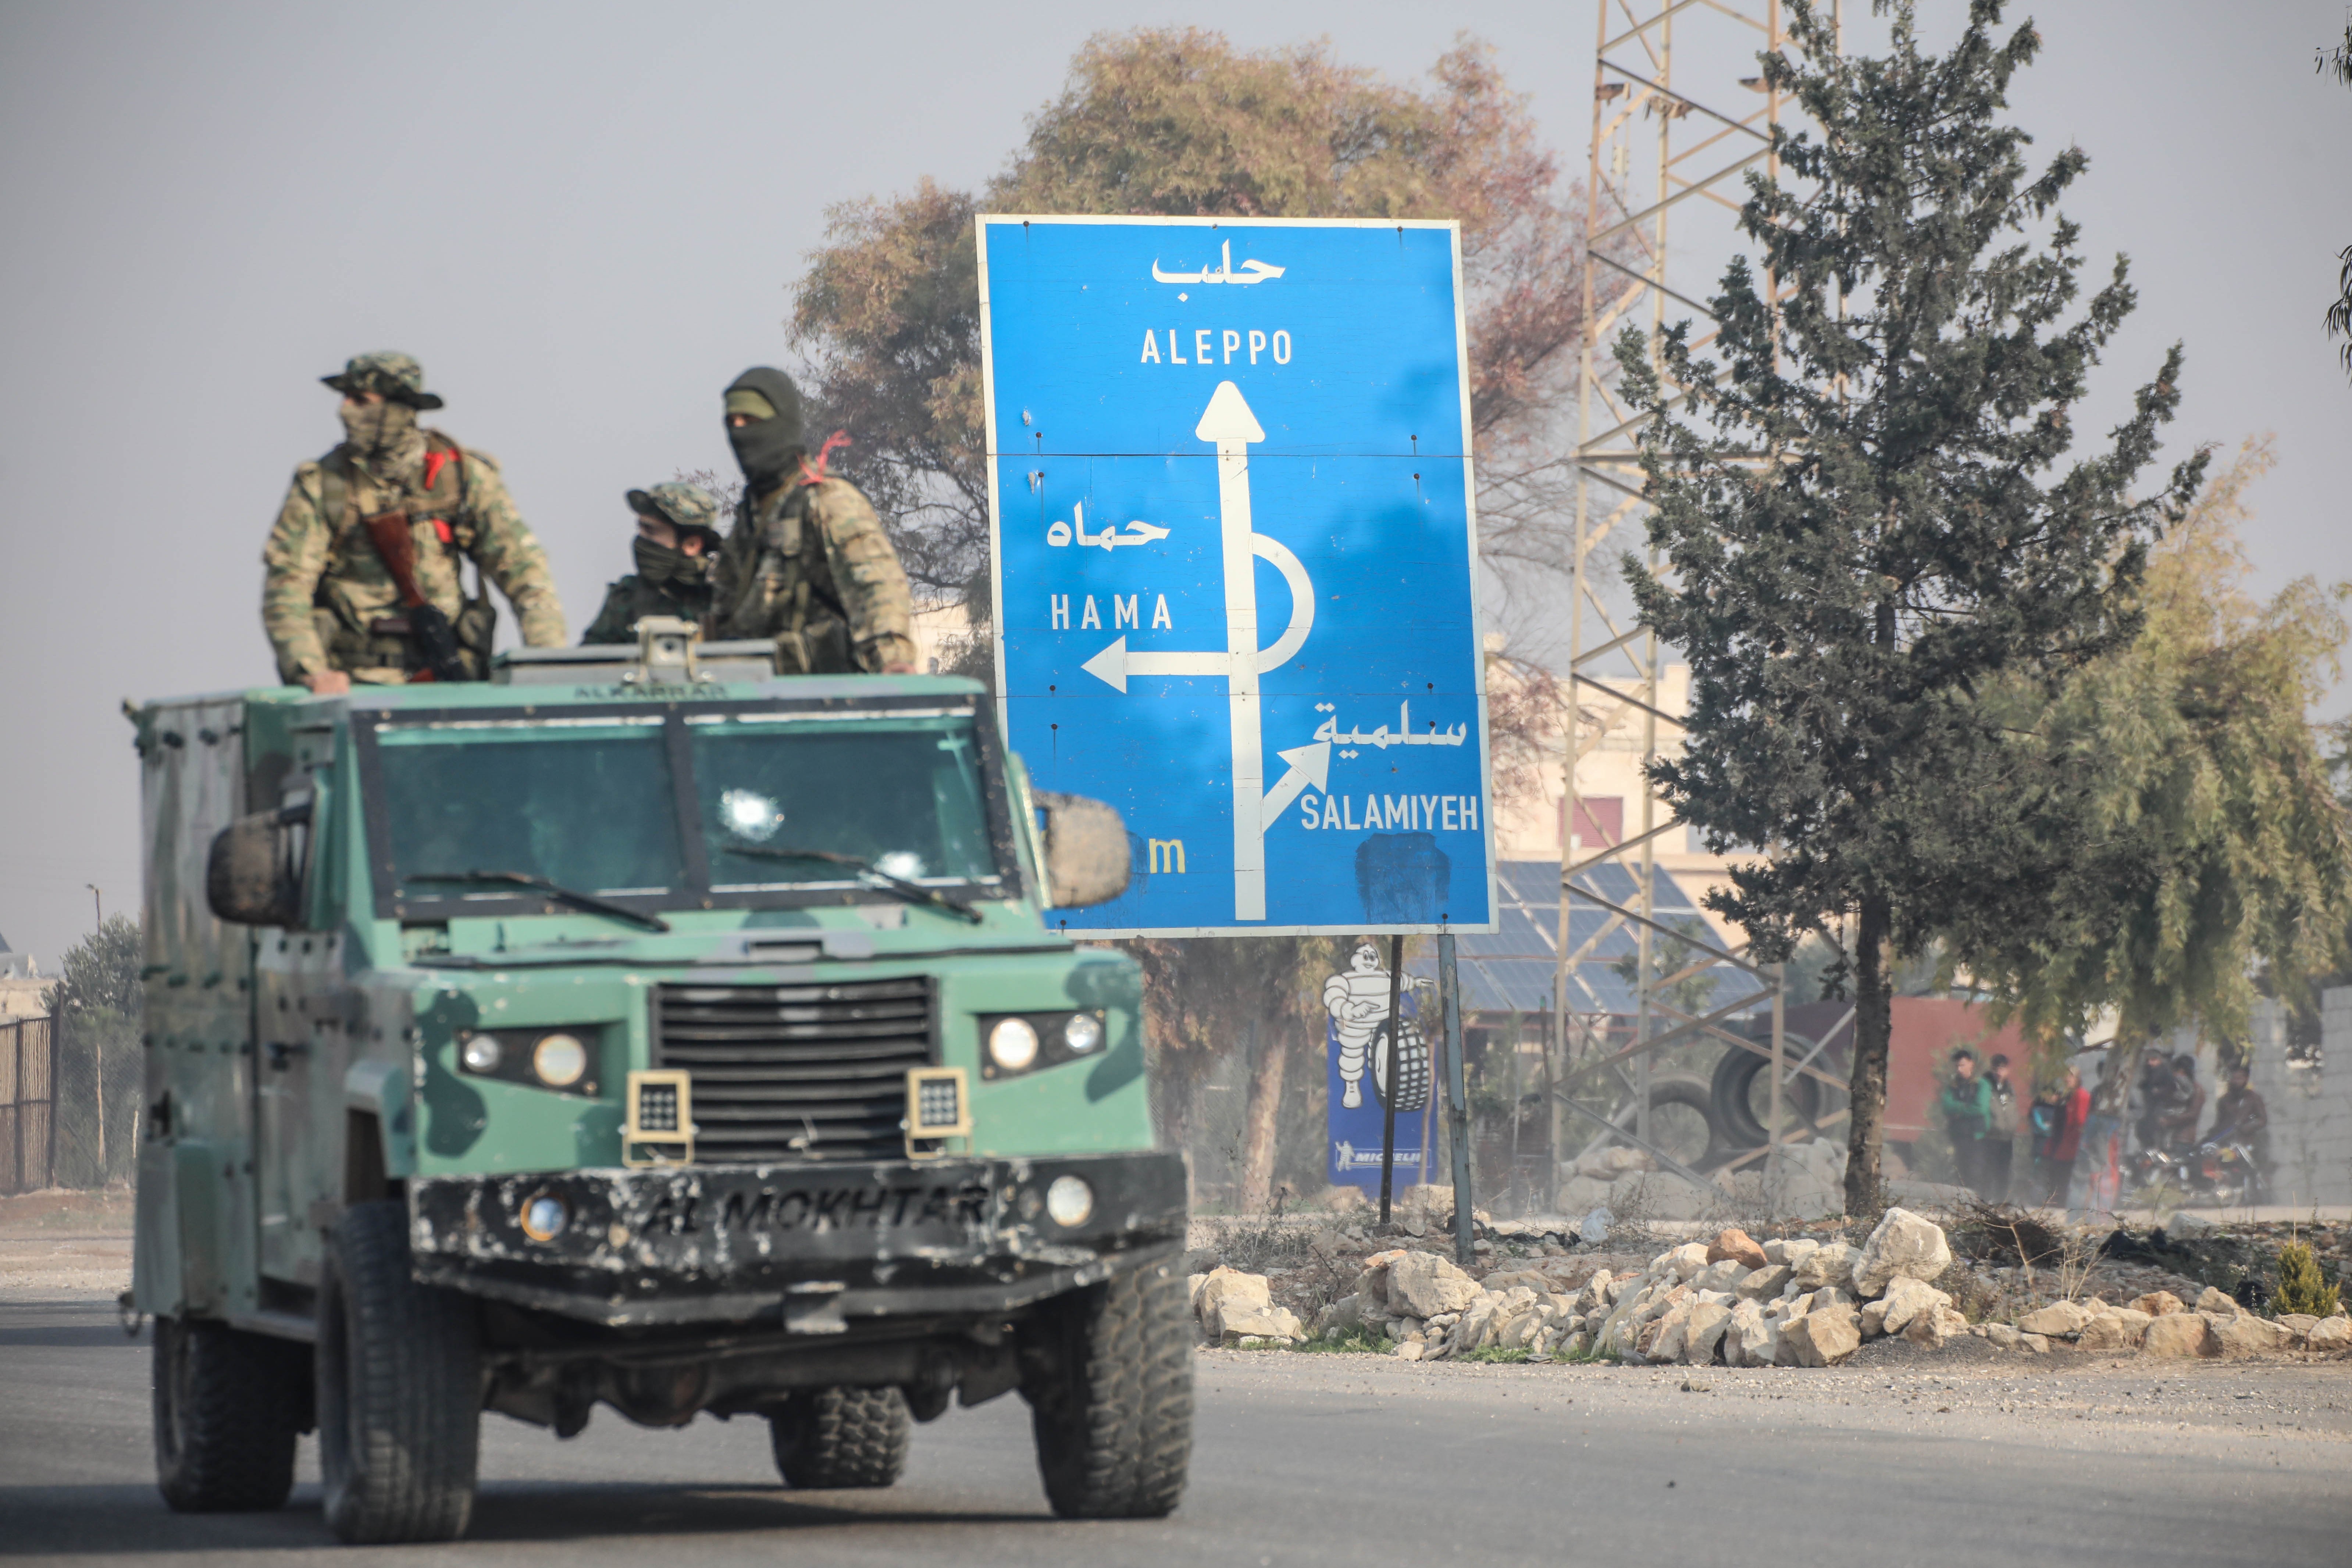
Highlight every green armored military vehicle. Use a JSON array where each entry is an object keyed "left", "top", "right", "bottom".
[{"left": 129, "top": 625, "right": 1190, "bottom": 1543}]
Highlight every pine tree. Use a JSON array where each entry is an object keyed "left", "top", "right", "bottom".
[{"left": 1621, "top": 0, "right": 2204, "bottom": 1213}]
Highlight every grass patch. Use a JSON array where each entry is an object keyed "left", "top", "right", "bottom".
[
  {"left": 1291, "top": 1330, "right": 1394, "bottom": 1355},
  {"left": 1458, "top": 1345, "right": 1532, "bottom": 1364}
]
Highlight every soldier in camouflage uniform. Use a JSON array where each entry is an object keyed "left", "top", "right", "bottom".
[
  {"left": 581, "top": 481, "right": 725, "bottom": 644},
  {"left": 261, "top": 352, "right": 566, "bottom": 693},
  {"left": 710, "top": 367, "right": 916, "bottom": 673}
]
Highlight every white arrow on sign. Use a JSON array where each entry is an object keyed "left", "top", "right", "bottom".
[{"left": 1077, "top": 380, "right": 1316, "bottom": 921}]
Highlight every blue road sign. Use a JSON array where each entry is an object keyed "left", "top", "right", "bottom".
[{"left": 978, "top": 216, "right": 1496, "bottom": 936}]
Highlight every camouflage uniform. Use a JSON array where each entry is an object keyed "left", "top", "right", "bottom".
[
  {"left": 261, "top": 352, "right": 565, "bottom": 684},
  {"left": 711, "top": 477, "right": 916, "bottom": 673},
  {"left": 582, "top": 481, "right": 723, "bottom": 644}
]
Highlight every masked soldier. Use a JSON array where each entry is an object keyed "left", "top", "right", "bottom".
[
  {"left": 710, "top": 367, "right": 916, "bottom": 673},
  {"left": 262, "top": 352, "right": 566, "bottom": 693},
  {"left": 581, "top": 482, "right": 725, "bottom": 643}
]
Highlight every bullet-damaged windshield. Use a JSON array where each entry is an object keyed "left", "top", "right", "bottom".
[{"left": 363, "top": 702, "right": 1012, "bottom": 920}]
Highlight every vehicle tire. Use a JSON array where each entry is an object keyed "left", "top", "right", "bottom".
[
  {"left": 1646, "top": 1075, "right": 1729, "bottom": 1172},
  {"left": 153, "top": 1315, "right": 304, "bottom": 1512},
  {"left": 1021, "top": 1258, "right": 1192, "bottom": 1520},
  {"left": 1711, "top": 1047, "right": 1824, "bottom": 1150},
  {"left": 768, "top": 1387, "right": 911, "bottom": 1489},
  {"left": 316, "top": 1200, "right": 481, "bottom": 1544}
]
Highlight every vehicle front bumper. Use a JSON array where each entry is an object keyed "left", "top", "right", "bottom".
[{"left": 406, "top": 1151, "right": 1187, "bottom": 1328}]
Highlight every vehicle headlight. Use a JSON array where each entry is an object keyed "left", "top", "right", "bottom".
[
  {"left": 520, "top": 1190, "right": 569, "bottom": 1241},
  {"left": 988, "top": 1016, "right": 1040, "bottom": 1072},
  {"left": 1044, "top": 1175, "right": 1094, "bottom": 1228},
  {"left": 459, "top": 1033, "right": 502, "bottom": 1074},
  {"left": 532, "top": 1032, "right": 589, "bottom": 1088},
  {"left": 1062, "top": 1012, "right": 1104, "bottom": 1054}
]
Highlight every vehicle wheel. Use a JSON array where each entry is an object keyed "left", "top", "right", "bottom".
[
  {"left": 1711, "top": 1047, "right": 1824, "bottom": 1150},
  {"left": 1645, "top": 1075, "right": 1728, "bottom": 1172},
  {"left": 317, "top": 1200, "right": 481, "bottom": 1544},
  {"left": 1021, "top": 1258, "right": 1193, "bottom": 1519},
  {"left": 768, "top": 1387, "right": 911, "bottom": 1488},
  {"left": 153, "top": 1315, "right": 305, "bottom": 1512}
]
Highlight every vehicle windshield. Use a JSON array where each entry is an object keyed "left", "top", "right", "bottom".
[
  {"left": 691, "top": 714, "right": 995, "bottom": 890},
  {"left": 378, "top": 718, "right": 685, "bottom": 898},
  {"left": 368, "top": 707, "right": 1002, "bottom": 915}
]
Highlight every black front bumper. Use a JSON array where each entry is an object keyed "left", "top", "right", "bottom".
[{"left": 407, "top": 1151, "right": 1186, "bottom": 1328}]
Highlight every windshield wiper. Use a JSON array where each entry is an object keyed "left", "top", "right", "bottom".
[
  {"left": 404, "top": 871, "right": 672, "bottom": 933},
  {"left": 723, "top": 843, "right": 984, "bottom": 924}
]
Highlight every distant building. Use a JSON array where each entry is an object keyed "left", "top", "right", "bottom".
[{"left": 0, "top": 933, "right": 51, "bottom": 1019}]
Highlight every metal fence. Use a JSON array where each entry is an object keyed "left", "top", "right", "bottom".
[{"left": 0, "top": 1016, "right": 57, "bottom": 1195}]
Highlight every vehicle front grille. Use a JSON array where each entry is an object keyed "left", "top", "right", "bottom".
[{"left": 651, "top": 978, "right": 936, "bottom": 1162}]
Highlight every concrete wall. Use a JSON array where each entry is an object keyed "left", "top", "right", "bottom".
[{"left": 2249, "top": 993, "right": 2352, "bottom": 1208}]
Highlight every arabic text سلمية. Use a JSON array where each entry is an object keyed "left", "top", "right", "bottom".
[
  {"left": 1150, "top": 239, "right": 1284, "bottom": 286},
  {"left": 1045, "top": 500, "right": 1172, "bottom": 551},
  {"left": 1311, "top": 700, "right": 1468, "bottom": 751}
]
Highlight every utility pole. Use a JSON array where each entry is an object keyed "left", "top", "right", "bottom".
[
  {"left": 1549, "top": 0, "right": 1834, "bottom": 1212},
  {"left": 86, "top": 885, "right": 101, "bottom": 930}
]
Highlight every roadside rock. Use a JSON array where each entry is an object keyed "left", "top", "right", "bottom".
[
  {"left": 1785, "top": 1304, "right": 1862, "bottom": 1366},
  {"left": 1736, "top": 1264, "right": 1792, "bottom": 1300},
  {"left": 1681, "top": 1301, "right": 1734, "bottom": 1365},
  {"left": 1315, "top": 1293, "right": 1367, "bottom": 1338},
  {"left": 2130, "top": 1290, "right": 2186, "bottom": 1318},
  {"left": 2141, "top": 1311, "right": 2217, "bottom": 1359},
  {"left": 2305, "top": 1317, "right": 2352, "bottom": 1351},
  {"left": 1388, "top": 1251, "right": 1483, "bottom": 1318},
  {"left": 1221, "top": 1306, "right": 1306, "bottom": 1344},
  {"left": 1707, "top": 1227, "right": 1770, "bottom": 1271},
  {"left": 1875, "top": 1276, "right": 1951, "bottom": 1337},
  {"left": 2194, "top": 1286, "right": 2238, "bottom": 1315},
  {"left": 1790, "top": 1241, "right": 1860, "bottom": 1291},
  {"left": 2208, "top": 1312, "right": 2296, "bottom": 1358},
  {"left": 1662, "top": 1241, "right": 1713, "bottom": 1282},
  {"left": 1904, "top": 1305, "right": 1968, "bottom": 1348},
  {"left": 1196, "top": 1267, "right": 1272, "bottom": 1339},
  {"left": 1851, "top": 1207, "right": 1953, "bottom": 1298},
  {"left": 2017, "top": 1299, "right": 2096, "bottom": 1338},
  {"left": 2020, "top": 1332, "right": 2052, "bottom": 1353},
  {"left": 2077, "top": 1307, "right": 2152, "bottom": 1352},
  {"left": 1981, "top": 1323, "right": 2025, "bottom": 1351}
]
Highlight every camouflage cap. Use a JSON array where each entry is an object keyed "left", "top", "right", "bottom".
[
  {"left": 627, "top": 481, "right": 724, "bottom": 546},
  {"left": 321, "top": 351, "right": 444, "bottom": 409}
]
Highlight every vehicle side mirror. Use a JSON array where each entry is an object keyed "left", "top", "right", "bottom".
[
  {"left": 1034, "top": 792, "right": 1129, "bottom": 909},
  {"left": 206, "top": 799, "right": 310, "bottom": 927}
]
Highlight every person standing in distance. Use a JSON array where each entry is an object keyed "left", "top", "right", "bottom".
[
  {"left": 262, "top": 352, "right": 565, "bottom": 693},
  {"left": 710, "top": 367, "right": 916, "bottom": 673},
  {"left": 582, "top": 481, "right": 725, "bottom": 643}
]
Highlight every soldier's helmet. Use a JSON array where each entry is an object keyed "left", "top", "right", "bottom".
[
  {"left": 627, "top": 481, "right": 725, "bottom": 551},
  {"left": 321, "top": 351, "right": 444, "bottom": 410}
]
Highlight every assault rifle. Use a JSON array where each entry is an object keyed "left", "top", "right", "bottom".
[{"left": 362, "top": 510, "right": 472, "bottom": 683}]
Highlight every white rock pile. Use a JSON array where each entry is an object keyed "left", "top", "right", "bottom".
[
  {"left": 1583, "top": 1209, "right": 1968, "bottom": 1368},
  {"left": 1996, "top": 1285, "right": 2352, "bottom": 1359}
]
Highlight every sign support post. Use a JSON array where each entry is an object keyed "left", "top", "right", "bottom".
[
  {"left": 1440, "top": 931, "right": 1473, "bottom": 1265},
  {"left": 1376, "top": 933, "right": 1403, "bottom": 1224}
]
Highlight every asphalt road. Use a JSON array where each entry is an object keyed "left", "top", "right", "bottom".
[{"left": 2, "top": 1294, "right": 2346, "bottom": 1567}]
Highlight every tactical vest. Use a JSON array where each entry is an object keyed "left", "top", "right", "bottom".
[
  {"left": 732, "top": 482, "right": 856, "bottom": 673},
  {"left": 314, "top": 430, "right": 498, "bottom": 677}
]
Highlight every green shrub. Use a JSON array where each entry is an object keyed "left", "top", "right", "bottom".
[
  {"left": 1293, "top": 1329, "right": 1393, "bottom": 1355},
  {"left": 1459, "top": 1345, "right": 1531, "bottom": 1364},
  {"left": 2273, "top": 1241, "right": 2341, "bottom": 1318}
]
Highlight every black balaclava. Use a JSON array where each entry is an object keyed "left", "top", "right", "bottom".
[
  {"left": 631, "top": 536, "right": 714, "bottom": 588},
  {"left": 724, "top": 366, "right": 807, "bottom": 497}
]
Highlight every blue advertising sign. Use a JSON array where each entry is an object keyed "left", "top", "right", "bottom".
[
  {"left": 978, "top": 216, "right": 1496, "bottom": 935},
  {"left": 1318, "top": 940, "right": 1436, "bottom": 1194}
]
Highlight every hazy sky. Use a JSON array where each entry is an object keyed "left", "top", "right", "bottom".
[{"left": 1, "top": 0, "right": 2345, "bottom": 967}]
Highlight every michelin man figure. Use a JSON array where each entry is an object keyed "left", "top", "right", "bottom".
[{"left": 1323, "top": 940, "right": 1393, "bottom": 1109}]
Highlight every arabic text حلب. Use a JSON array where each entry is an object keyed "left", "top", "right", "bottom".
[{"left": 1150, "top": 240, "right": 1285, "bottom": 286}]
